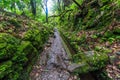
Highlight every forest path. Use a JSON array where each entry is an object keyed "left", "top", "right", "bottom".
[{"left": 30, "top": 29, "right": 77, "bottom": 80}]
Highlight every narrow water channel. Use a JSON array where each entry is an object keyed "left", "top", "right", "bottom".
[
  {"left": 30, "top": 29, "right": 95, "bottom": 80},
  {"left": 30, "top": 29, "right": 76, "bottom": 80}
]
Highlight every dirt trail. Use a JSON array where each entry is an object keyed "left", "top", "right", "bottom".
[{"left": 30, "top": 29, "right": 77, "bottom": 80}]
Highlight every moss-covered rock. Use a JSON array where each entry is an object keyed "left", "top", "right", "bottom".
[
  {"left": 0, "top": 33, "right": 19, "bottom": 60},
  {"left": 8, "top": 19, "right": 22, "bottom": 28},
  {"left": 0, "top": 10, "right": 52, "bottom": 80},
  {"left": 0, "top": 61, "right": 12, "bottom": 79},
  {"left": 13, "top": 41, "right": 38, "bottom": 66},
  {"left": 71, "top": 51, "right": 108, "bottom": 74},
  {"left": 24, "top": 29, "right": 43, "bottom": 50}
]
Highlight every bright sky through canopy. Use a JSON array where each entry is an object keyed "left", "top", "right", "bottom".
[{"left": 47, "top": 0, "right": 53, "bottom": 14}]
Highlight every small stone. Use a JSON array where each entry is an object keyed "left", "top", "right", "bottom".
[
  {"left": 69, "top": 78, "right": 72, "bottom": 80},
  {"left": 109, "top": 55, "right": 116, "bottom": 64},
  {"left": 74, "top": 76, "right": 77, "bottom": 79},
  {"left": 117, "top": 74, "right": 120, "bottom": 78},
  {"left": 116, "top": 52, "right": 120, "bottom": 55},
  {"left": 59, "top": 74, "right": 63, "bottom": 78},
  {"left": 108, "top": 73, "right": 112, "bottom": 79},
  {"left": 35, "top": 73, "right": 39, "bottom": 77},
  {"left": 46, "top": 44, "right": 51, "bottom": 47}
]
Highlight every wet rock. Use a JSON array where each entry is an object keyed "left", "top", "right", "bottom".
[
  {"left": 67, "top": 63, "right": 85, "bottom": 72},
  {"left": 46, "top": 44, "right": 51, "bottom": 47},
  {"left": 84, "top": 51, "right": 94, "bottom": 57}
]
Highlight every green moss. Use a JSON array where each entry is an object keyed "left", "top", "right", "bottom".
[
  {"left": 72, "top": 51, "right": 108, "bottom": 74},
  {"left": 116, "top": 36, "right": 120, "bottom": 39},
  {"left": 18, "top": 41, "right": 37, "bottom": 55},
  {"left": 93, "top": 70, "right": 112, "bottom": 80},
  {"left": 24, "top": 29, "right": 43, "bottom": 49},
  {"left": 8, "top": 72, "right": 19, "bottom": 80},
  {"left": 8, "top": 19, "right": 21, "bottom": 28},
  {"left": 73, "top": 53, "right": 83, "bottom": 63},
  {"left": 87, "top": 53, "right": 108, "bottom": 70},
  {"left": 114, "top": 27, "right": 120, "bottom": 34},
  {"left": 74, "top": 63, "right": 90, "bottom": 74},
  {"left": 95, "top": 46, "right": 102, "bottom": 51},
  {"left": 95, "top": 46, "right": 112, "bottom": 53},
  {"left": 0, "top": 33, "right": 19, "bottom": 60},
  {"left": 0, "top": 61, "right": 12, "bottom": 79},
  {"left": 104, "top": 31, "right": 113, "bottom": 38},
  {"left": 0, "top": 33, "right": 19, "bottom": 43},
  {"left": 0, "top": 31, "right": 48, "bottom": 79},
  {"left": 0, "top": 11, "right": 51, "bottom": 80}
]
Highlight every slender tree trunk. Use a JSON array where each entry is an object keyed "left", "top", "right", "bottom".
[
  {"left": 11, "top": 2, "right": 16, "bottom": 13},
  {"left": 58, "top": 0, "right": 61, "bottom": 11},
  {"left": 41, "top": 0, "right": 48, "bottom": 23},
  {"left": 46, "top": 4, "right": 48, "bottom": 23},
  {"left": 62, "top": 0, "right": 65, "bottom": 10},
  {"left": 45, "top": 0, "right": 48, "bottom": 23},
  {"left": 30, "top": 0, "right": 36, "bottom": 16}
]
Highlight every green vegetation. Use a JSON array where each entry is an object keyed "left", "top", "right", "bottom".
[
  {"left": 0, "top": 10, "right": 52, "bottom": 79},
  {"left": 0, "top": 0, "right": 120, "bottom": 80},
  {"left": 49, "top": 0, "right": 120, "bottom": 79}
]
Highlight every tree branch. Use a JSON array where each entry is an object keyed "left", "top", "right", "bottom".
[
  {"left": 40, "top": 3, "right": 46, "bottom": 13},
  {"left": 72, "top": 0, "right": 82, "bottom": 9}
]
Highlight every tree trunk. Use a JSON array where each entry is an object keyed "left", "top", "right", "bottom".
[
  {"left": 30, "top": 0, "right": 36, "bottom": 16},
  {"left": 58, "top": 0, "right": 61, "bottom": 11},
  {"left": 46, "top": 5, "right": 48, "bottom": 23}
]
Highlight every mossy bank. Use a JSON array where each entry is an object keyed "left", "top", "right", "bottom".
[{"left": 0, "top": 11, "right": 53, "bottom": 80}]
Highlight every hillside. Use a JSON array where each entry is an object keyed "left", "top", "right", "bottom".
[
  {"left": 0, "top": 0, "right": 120, "bottom": 80},
  {"left": 0, "top": 10, "right": 52, "bottom": 80}
]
